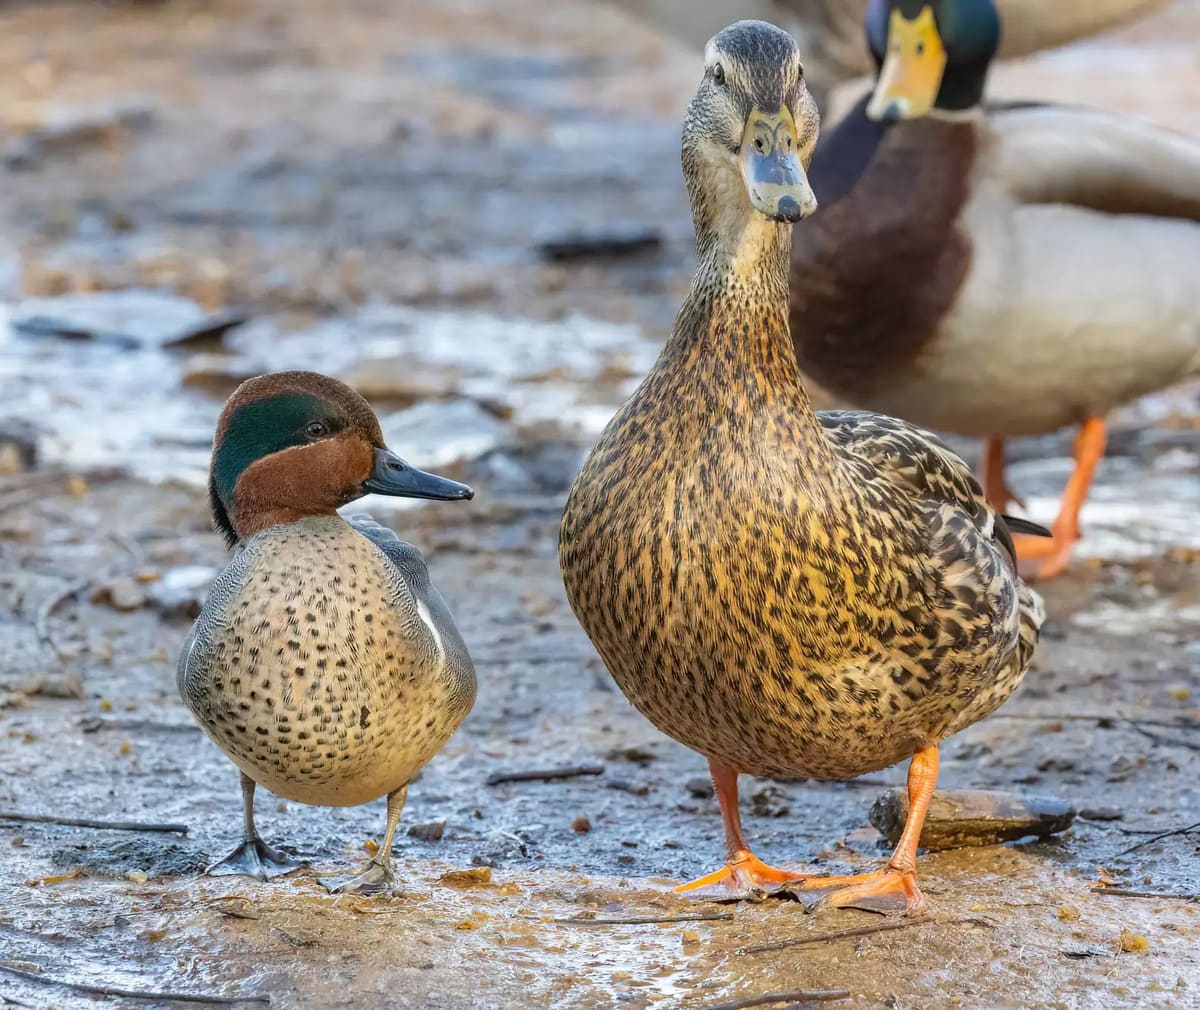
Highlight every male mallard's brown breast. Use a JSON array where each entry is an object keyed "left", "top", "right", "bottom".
[
  {"left": 790, "top": 108, "right": 978, "bottom": 405},
  {"left": 181, "top": 519, "right": 470, "bottom": 807}
]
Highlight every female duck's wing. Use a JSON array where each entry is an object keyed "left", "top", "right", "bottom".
[
  {"left": 816, "top": 410, "right": 1048, "bottom": 568},
  {"left": 985, "top": 104, "right": 1200, "bottom": 221},
  {"left": 347, "top": 515, "right": 477, "bottom": 703}
]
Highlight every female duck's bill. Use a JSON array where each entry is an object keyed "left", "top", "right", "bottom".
[{"left": 740, "top": 104, "right": 819, "bottom": 222}]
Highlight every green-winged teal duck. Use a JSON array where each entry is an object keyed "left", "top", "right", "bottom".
[
  {"left": 560, "top": 19, "right": 1046, "bottom": 913},
  {"left": 179, "top": 371, "right": 476, "bottom": 892},
  {"left": 790, "top": 0, "right": 1200, "bottom": 579}
]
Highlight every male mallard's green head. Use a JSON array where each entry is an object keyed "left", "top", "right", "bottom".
[
  {"left": 865, "top": 0, "right": 1000, "bottom": 119},
  {"left": 210, "top": 370, "right": 472, "bottom": 546},
  {"left": 681, "top": 20, "right": 820, "bottom": 234}
]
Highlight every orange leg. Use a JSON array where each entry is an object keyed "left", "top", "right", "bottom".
[
  {"left": 981, "top": 437, "right": 1025, "bottom": 514},
  {"left": 1015, "top": 417, "right": 1107, "bottom": 581},
  {"left": 674, "top": 760, "right": 804, "bottom": 894},
  {"left": 785, "top": 746, "right": 939, "bottom": 916}
]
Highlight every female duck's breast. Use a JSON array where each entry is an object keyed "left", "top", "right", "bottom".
[
  {"left": 184, "top": 523, "right": 465, "bottom": 807},
  {"left": 564, "top": 449, "right": 961, "bottom": 780}
]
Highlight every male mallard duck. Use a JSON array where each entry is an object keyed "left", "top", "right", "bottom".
[
  {"left": 604, "top": 0, "right": 1171, "bottom": 108},
  {"left": 178, "top": 371, "right": 476, "bottom": 892},
  {"left": 790, "top": 0, "right": 1200, "bottom": 579},
  {"left": 560, "top": 19, "right": 1046, "bottom": 913}
]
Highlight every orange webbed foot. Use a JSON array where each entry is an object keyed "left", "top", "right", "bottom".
[
  {"left": 795, "top": 867, "right": 927, "bottom": 916},
  {"left": 674, "top": 849, "right": 804, "bottom": 895},
  {"left": 1013, "top": 531, "right": 1076, "bottom": 582}
]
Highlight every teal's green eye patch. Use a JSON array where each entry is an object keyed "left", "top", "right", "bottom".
[{"left": 213, "top": 393, "right": 340, "bottom": 504}]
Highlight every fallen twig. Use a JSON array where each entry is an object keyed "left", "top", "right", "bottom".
[
  {"left": 989, "top": 713, "right": 1197, "bottom": 732},
  {"left": 0, "top": 811, "right": 188, "bottom": 835},
  {"left": 80, "top": 716, "right": 201, "bottom": 734},
  {"left": 695, "top": 988, "right": 850, "bottom": 1010},
  {"left": 1114, "top": 820, "right": 1200, "bottom": 858},
  {"left": 739, "top": 916, "right": 992, "bottom": 957},
  {"left": 0, "top": 964, "right": 269, "bottom": 1005},
  {"left": 486, "top": 764, "right": 604, "bottom": 786},
  {"left": 555, "top": 912, "right": 734, "bottom": 926},
  {"left": 1090, "top": 887, "right": 1199, "bottom": 902},
  {"left": 35, "top": 578, "right": 89, "bottom": 652},
  {"left": 1125, "top": 721, "right": 1200, "bottom": 753},
  {"left": 740, "top": 919, "right": 919, "bottom": 955}
]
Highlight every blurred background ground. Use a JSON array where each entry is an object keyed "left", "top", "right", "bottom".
[{"left": 0, "top": 1, "right": 1197, "bottom": 1008}]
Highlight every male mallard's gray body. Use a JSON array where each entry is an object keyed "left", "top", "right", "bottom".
[{"left": 179, "top": 515, "right": 476, "bottom": 808}]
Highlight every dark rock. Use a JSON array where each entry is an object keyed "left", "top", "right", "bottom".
[
  {"left": 0, "top": 419, "right": 39, "bottom": 475},
  {"left": 1078, "top": 806, "right": 1124, "bottom": 822},
  {"left": 869, "top": 788, "right": 1075, "bottom": 851},
  {"left": 407, "top": 820, "right": 446, "bottom": 842},
  {"left": 537, "top": 228, "right": 662, "bottom": 262}
]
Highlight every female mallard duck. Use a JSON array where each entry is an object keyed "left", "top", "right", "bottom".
[
  {"left": 560, "top": 19, "right": 1046, "bottom": 913},
  {"left": 178, "top": 371, "right": 476, "bottom": 892},
  {"left": 790, "top": 0, "right": 1200, "bottom": 579}
]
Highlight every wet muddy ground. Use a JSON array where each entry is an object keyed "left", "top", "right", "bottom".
[{"left": 1, "top": 1, "right": 1198, "bottom": 1007}]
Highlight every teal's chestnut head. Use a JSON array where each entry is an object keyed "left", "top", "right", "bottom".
[
  {"left": 210, "top": 370, "right": 471, "bottom": 546},
  {"left": 681, "top": 20, "right": 819, "bottom": 230}
]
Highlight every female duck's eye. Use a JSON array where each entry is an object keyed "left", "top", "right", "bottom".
[
  {"left": 712, "top": 62, "right": 725, "bottom": 86},
  {"left": 305, "top": 421, "right": 329, "bottom": 439},
  {"left": 916, "top": 41, "right": 926, "bottom": 56}
]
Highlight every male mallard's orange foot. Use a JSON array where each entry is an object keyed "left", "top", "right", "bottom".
[
  {"left": 674, "top": 849, "right": 804, "bottom": 895},
  {"left": 1013, "top": 532, "right": 1076, "bottom": 582},
  {"left": 795, "top": 867, "right": 927, "bottom": 916}
]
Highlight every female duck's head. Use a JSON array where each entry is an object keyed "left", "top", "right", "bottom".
[
  {"left": 865, "top": 0, "right": 1000, "bottom": 119},
  {"left": 681, "top": 20, "right": 821, "bottom": 239},
  {"left": 209, "top": 371, "right": 472, "bottom": 546}
]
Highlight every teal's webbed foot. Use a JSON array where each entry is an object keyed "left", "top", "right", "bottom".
[{"left": 207, "top": 837, "right": 305, "bottom": 880}]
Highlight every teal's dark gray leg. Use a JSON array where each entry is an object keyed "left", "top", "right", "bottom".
[
  {"left": 319, "top": 785, "right": 407, "bottom": 894},
  {"left": 207, "top": 772, "right": 305, "bottom": 880}
]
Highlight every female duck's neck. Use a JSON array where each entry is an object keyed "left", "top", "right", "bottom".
[{"left": 666, "top": 212, "right": 801, "bottom": 386}]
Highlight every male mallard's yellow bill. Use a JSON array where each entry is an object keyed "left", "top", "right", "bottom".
[
  {"left": 739, "top": 108, "right": 817, "bottom": 224},
  {"left": 363, "top": 448, "right": 474, "bottom": 501},
  {"left": 867, "top": 6, "right": 948, "bottom": 121}
]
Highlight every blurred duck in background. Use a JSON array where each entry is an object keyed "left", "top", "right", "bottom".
[
  {"left": 604, "top": 0, "right": 1173, "bottom": 108},
  {"left": 787, "top": 0, "right": 1200, "bottom": 579}
]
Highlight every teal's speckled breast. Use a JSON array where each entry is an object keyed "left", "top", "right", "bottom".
[{"left": 179, "top": 516, "right": 475, "bottom": 806}]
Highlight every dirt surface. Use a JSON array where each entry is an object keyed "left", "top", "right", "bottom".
[{"left": 1, "top": 1, "right": 1198, "bottom": 1008}]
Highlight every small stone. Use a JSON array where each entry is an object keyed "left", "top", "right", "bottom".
[
  {"left": 407, "top": 820, "right": 446, "bottom": 842},
  {"left": 681, "top": 930, "right": 701, "bottom": 945},
  {"left": 439, "top": 866, "right": 492, "bottom": 887},
  {"left": 1168, "top": 686, "right": 1191, "bottom": 703},
  {"left": 685, "top": 777, "right": 713, "bottom": 799},
  {"left": 572, "top": 816, "right": 592, "bottom": 834},
  {"left": 91, "top": 577, "right": 146, "bottom": 612},
  {"left": 119, "top": 740, "right": 132, "bottom": 756},
  {"left": 363, "top": 838, "right": 379, "bottom": 856},
  {"left": 869, "top": 789, "right": 1075, "bottom": 851},
  {"left": 1119, "top": 930, "right": 1149, "bottom": 953},
  {"left": 1057, "top": 905, "right": 1080, "bottom": 922},
  {"left": 126, "top": 869, "right": 148, "bottom": 884},
  {"left": 1078, "top": 807, "right": 1123, "bottom": 822}
]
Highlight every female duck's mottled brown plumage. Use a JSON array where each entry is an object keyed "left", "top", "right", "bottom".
[{"left": 560, "top": 19, "right": 1044, "bottom": 913}]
